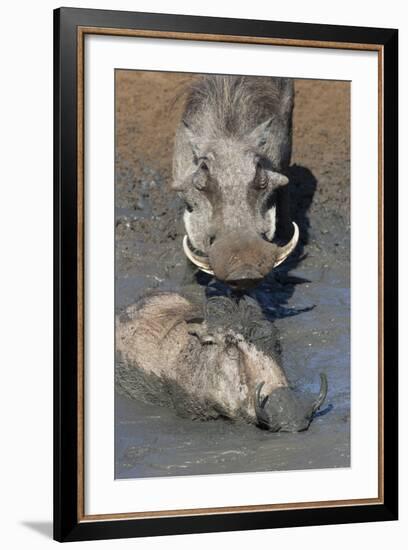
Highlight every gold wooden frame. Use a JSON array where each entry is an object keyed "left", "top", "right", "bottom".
[{"left": 76, "top": 26, "right": 384, "bottom": 523}]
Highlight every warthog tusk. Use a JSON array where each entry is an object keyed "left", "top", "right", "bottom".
[
  {"left": 183, "top": 221, "right": 299, "bottom": 275},
  {"left": 182, "top": 236, "right": 215, "bottom": 275},
  {"left": 312, "top": 373, "right": 328, "bottom": 413},
  {"left": 254, "top": 382, "right": 272, "bottom": 430},
  {"left": 273, "top": 222, "right": 299, "bottom": 267},
  {"left": 254, "top": 382, "right": 280, "bottom": 432}
]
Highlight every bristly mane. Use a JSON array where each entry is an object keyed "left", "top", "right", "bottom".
[
  {"left": 183, "top": 75, "right": 293, "bottom": 138},
  {"left": 204, "top": 296, "right": 279, "bottom": 358}
]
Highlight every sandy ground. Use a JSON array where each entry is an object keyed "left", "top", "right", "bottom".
[{"left": 115, "top": 70, "right": 350, "bottom": 478}]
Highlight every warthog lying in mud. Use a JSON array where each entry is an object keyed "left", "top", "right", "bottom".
[
  {"left": 173, "top": 75, "right": 298, "bottom": 287},
  {"left": 116, "top": 294, "right": 327, "bottom": 432}
]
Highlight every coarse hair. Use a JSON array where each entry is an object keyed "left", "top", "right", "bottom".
[{"left": 183, "top": 74, "right": 294, "bottom": 138}]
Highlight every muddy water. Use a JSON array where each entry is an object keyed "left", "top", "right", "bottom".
[
  {"left": 114, "top": 166, "right": 350, "bottom": 478},
  {"left": 115, "top": 281, "right": 350, "bottom": 478}
]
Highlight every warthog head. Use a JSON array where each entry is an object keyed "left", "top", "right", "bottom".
[
  {"left": 173, "top": 75, "right": 296, "bottom": 288},
  {"left": 203, "top": 296, "right": 328, "bottom": 432},
  {"left": 116, "top": 294, "right": 328, "bottom": 431}
]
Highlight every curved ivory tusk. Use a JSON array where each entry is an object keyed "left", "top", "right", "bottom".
[
  {"left": 255, "top": 382, "right": 269, "bottom": 410},
  {"left": 274, "top": 222, "right": 299, "bottom": 267},
  {"left": 312, "top": 373, "right": 328, "bottom": 413},
  {"left": 182, "top": 235, "right": 215, "bottom": 275},
  {"left": 183, "top": 221, "right": 299, "bottom": 275},
  {"left": 254, "top": 382, "right": 272, "bottom": 430}
]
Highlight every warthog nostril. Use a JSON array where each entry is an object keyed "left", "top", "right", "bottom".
[
  {"left": 225, "top": 267, "right": 263, "bottom": 282},
  {"left": 225, "top": 268, "right": 264, "bottom": 289},
  {"left": 228, "top": 280, "right": 263, "bottom": 290}
]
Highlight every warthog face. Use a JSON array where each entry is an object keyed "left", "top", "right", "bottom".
[
  {"left": 173, "top": 75, "right": 296, "bottom": 288},
  {"left": 179, "top": 130, "right": 299, "bottom": 287}
]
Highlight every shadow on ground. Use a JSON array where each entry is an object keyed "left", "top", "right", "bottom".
[{"left": 21, "top": 521, "right": 53, "bottom": 539}]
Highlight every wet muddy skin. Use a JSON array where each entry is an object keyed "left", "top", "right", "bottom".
[{"left": 114, "top": 74, "right": 350, "bottom": 478}]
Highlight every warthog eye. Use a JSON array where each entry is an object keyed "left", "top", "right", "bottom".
[
  {"left": 255, "top": 162, "right": 268, "bottom": 190},
  {"left": 184, "top": 200, "right": 193, "bottom": 213},
  {"left": 193, "top": 160, "right": 209, "bottom": 190}
]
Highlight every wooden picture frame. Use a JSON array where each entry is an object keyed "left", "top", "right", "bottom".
[{"left": 54, "top": 7, "right": 398, "bottom": 542}]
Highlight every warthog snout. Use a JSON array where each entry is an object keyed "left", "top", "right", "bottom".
[
  {"left": 209, "top": 225, "right": 298, "bottom": 287},
  {"left": 209, "top": 231, "right": 277, "bottom": 286},
  {"left": 255, "top": 373, "right": 328, "bottom": 432},
  {"left": 183, "top": 222, "right": 299, "bottom": 288}
]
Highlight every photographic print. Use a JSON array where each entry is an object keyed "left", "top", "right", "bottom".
[
  {"left": 54, "top": 8, "right": 398, "bottom": 541},
  {"left": 114, "top": 70, "right": 350, "bottom": 479}
]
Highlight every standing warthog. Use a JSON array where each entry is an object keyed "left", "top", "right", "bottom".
[
  {"left": 173, "top": 75, "right": 297, "bottom": 288},
  {"left": 116, "top": 294, "right": 327, "bottom": 432}
]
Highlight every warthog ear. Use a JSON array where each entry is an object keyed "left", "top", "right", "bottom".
[
  {"left": 182, "top": 119, "right": 203, "bottom": 160},
  {"left": 248, "top": 117, "right": 274, "bottom": 148},
  {"left": 269, "top": 172, "right": 289, "bottom": 187}
]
